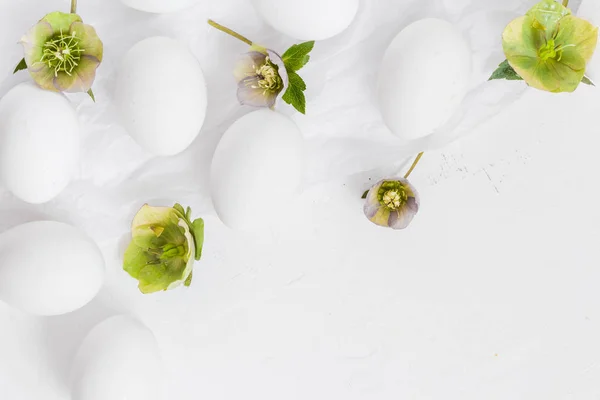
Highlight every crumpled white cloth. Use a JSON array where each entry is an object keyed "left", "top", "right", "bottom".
[{"left": 0, "top": 0, "right": 543, "bottom": 241}]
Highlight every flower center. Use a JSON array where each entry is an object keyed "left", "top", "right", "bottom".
[
  {"left": 40, "top": 31, "right": 85, "bottom": 77},
  {"left": 539, "top": 39, "right": 558, "bottom": 61},
  {"left": 255, "top": 57, "right": 283, "bottom": 92},
  {"left": 381, "top": 189, "right": 406, "bottom": 210},
  {"left": 538, "top": 39, "right": 576, "bottom": 62}
]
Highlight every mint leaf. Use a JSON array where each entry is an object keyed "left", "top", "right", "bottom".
[
  {"left": 13, "top": 58, "right": 27, "bottom": 74},
  {"left": 282, "top": 71, "right": 307, "bottom": 114},
  {"left": 489, "top": 59, "right": 523, "bottom": 81},
  {"left": 282, "top": 41, "right": 315, "bottom": 72}
]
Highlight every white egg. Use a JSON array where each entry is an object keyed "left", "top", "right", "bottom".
[
  {"left": 578, "top": 0, "right": 600, "bottom": 82},
  {"left": 253, "top": 0, "right": 359, "bottom": 41},
  {"left": 120, "top": 0, "right": 199, "bottom": 13},
  {"left": 210, "top": 109, "right": 304, "bottom": 230},
  {"left": 115, "top": 37, "right": 207, "bottom": 156},
  {"left": 0, "top": 221, "right": 104, "bottom": 316},
  {"left": 378, "top": 19, "right": 472, "bottom": 141},
  {"left": 0, "top": 83, "right": 80, "bottom": 204},
  {"left": 71, "top": 315, "right": 163, "bottom": 400}
]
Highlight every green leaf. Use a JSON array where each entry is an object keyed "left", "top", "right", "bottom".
[
  {"left": 282, "top": 71, "right": 307, "bottom": 114},
  {"left": 282, "top": 41, "right": 315, "bottom": 72},
  {"left": 87, "top": 89, "right": 96, "bottom": 102},
  {"left": 13, "top": 58, "right": 27, "bottom": 74},
  {"left": 582, "top": 75, "right": 595, "bottom": 86},
  {"left": 489, "top": 59, "right": 524, "bottom": 81},
  {"left": 191, "top": 218, "right": 204, "bottom": 261}
]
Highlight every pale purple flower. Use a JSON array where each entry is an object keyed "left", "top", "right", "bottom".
[
  {"left": 364, "top": 178, "right": 420, "bottom": 230},
  {"left": 233, "top": 49, "right": 288, "bottom": 108}
]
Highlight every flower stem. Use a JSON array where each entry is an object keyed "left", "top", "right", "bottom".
[
  {"left": 403, "top": 152, "right": 424, "bottom": 179},
  {"left": 563, "top": 0, "right": 569, "bottom": 6},
  {"left": 208, "top": 19, "right": 253, "bottom": 46},
  {"left": 71, "top": 0, "right": 77, "bottom": 13}
]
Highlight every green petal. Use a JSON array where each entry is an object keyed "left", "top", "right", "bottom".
[
  {"left": 131, "top": 205, "right": 183, "bottom": 249},
  {"left": 70, "top": 22, "right": 104, "bottom": 62},
  {"left": 503, "top": 16, "right": 542, "bottom": 60},
  {"left": 20, "top": 21, "right": 53, "bottom": 68},
  {"left": 123, "top": 241, "right": 156, "bottom": 279},
  {"left": 52, "top": 55, "right": 100, "bottom": 92},
  {"left": 137, "top": 256, "right": 187, "bottom": 294},
  {"left": 554, "top": 15, "right": 598, "bottom": 65},
  {"left": 526, "top": 0, "right": 570, "bottom": 37},
  {"left": 30, "top": 65, "right": 61, "bottom": 92},
  {"left": 41, "top": 11, "right": 82, "bottom": 33}
]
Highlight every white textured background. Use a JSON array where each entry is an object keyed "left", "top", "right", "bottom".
[{"left": 2, "top": 0, "right": 600, "bottom": 399}]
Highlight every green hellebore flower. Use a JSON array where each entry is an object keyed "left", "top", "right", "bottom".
[
  {"left": 19, "top": 11, "right": 103, "bottom": 93},
  {"left": 364, "top": 179, "right": 420, "bottom": 230},
  {"left": 502, "top": 0, "right": 598, "bottom": 93},
  {"left": 123, "top": 204, "right": 204, "bottom": 294}
]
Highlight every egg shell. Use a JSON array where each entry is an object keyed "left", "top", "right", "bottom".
[
  {"left": 578, "top": 0, "right": 600, "bottom": 82},
  {"left": 0, "top": 83, "right": 80, "bottom": 204},
  {"left": 210, "top": 109, "right": 304, "bottom": 230},
  {"left": 120, "top": 0, "right": 199, "bottom": 13},
  {"left": 0, "top": 221, "right": 105, "bottom": 316},
  {"left": 377, "top": 18, "right": 472, "bottom": 141},
  {"left": 115, "top": 36, "right": 207, "bottom": 156},
  {"left": 252, "top": 0, "right": 359, "bottom": 41},
  {"left": 71, "top": 315, "right": 163, "bottom": 400}
]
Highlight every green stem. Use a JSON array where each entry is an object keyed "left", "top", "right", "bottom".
[
  {"left": 403, "top": 152, "right": 424, "bottom": 179},
  {"left": 71, "top": 0, "right": 77, "bottom": 13},
  {"left": 208, "top": 19, "right": 253, "bottom": 46},
  {"left": 361, "top": 152, "right": 425, "bottom": 199},
  {"left": 563, "top": 0, "right": 569, "bottom": 7}
]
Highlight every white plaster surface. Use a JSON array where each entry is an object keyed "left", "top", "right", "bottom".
[{"left": 1, "top": 0, "right": 600, "bottom": 399}]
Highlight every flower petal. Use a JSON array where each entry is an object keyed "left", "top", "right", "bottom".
[
  {"left": 555, "top": 15, "right": 598, "bottom": 66},
  {"left": 503, "top": 16, "right": 541, "bottom": 61},
  {"left": 233, "top": 51, "right": 266, "bottom": 82},
  {"left": 19, "top": 21, "right": 53, "bottom": 68},
  {"left": 29, "top": 65, "right": 60, "bottom": 92},
  {"left": 41, "top": 11, "right": 82, "bottom": 33},
  {"left": 70, "top": 22, "right": 104, "bottom": 62},
  {"left": 51, "top": 55, "right": 100, "bottom": 92},
  {"left": 237, "top": 76, "right": 277, "bottom": 107},
  {"left": 526, "top": 0, "right": 570, "bottom": 37}
]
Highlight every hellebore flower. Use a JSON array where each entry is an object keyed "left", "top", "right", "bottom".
[
  {"left": 234, "top": 49, "right": 288, "bottom": 108},
  {"left": 208, "top": 19, "right": 314, "bottom": 114},
  {"left": 18, "top": 11, "right": 103, "bottom": 93},
  {"left": 502, "top": 0, "right": 598, "bottom": 93},
  {"left": 364, "top": 178, "right": 420, "bottom": 230},
  {"left": 123, "top": 204, "right": 204, "bottom": 294}
]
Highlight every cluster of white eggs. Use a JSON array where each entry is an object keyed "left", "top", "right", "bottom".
[{"left": 0, "top": 0, "right": 488, "bottom": 397}]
